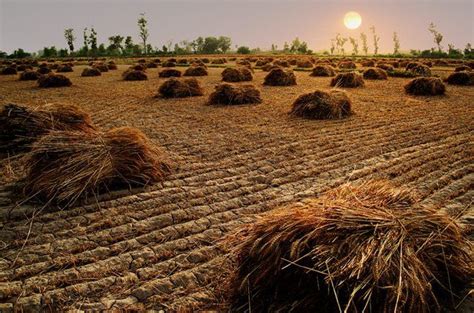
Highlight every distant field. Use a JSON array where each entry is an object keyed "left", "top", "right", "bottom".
[{"left": 0, "top": 60, "right": 473, "bottom": 311}]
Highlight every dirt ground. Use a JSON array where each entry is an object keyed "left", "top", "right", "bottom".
[{"left": 0, "top": 62, "right": 473, "bottom": 311}]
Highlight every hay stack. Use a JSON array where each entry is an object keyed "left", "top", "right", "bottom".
[
  {"left": 261, "top": 64, "right": 280, "bottom": 72},
  {"left": 376, "top": 63, "right": 394, "bottom": 72},
  {"left": 222, "top": 67, "right": 253, "bottom": 82},
  {"left": 224, "top": 181, "right": 472, "bottom": 313},
  {"left": 38, "top": 73, "right": 72, "bottom": 88},
  {"left": 37, "top": 67, "right": 52, "bottom": 75},
  {"left": 162, "top": 61, "right": 176, "bottom": 67},
  {"left": 406, "top": 63, "right": 431, "bottom": 77},
  {"left": 0, "top": 103, "right": 95, "bottom": 152},
  {"left": 455, "top": 65, "right": 471, "bottom": 72},
  {"left": 146, "top": 62, "right": 158, "bottom": 68},
  {"left": 361, "top": 60, "right": 376, "bottom": 67},
  {"left": 290, "top": 89, "right": 352, "bottom": 119},
  {"left": 56, "top": 64, "right": 73, "bottom": 73},
  {"left": 263, "top": 68, "right": 297, "bottom": 86},
  {"left": 81, "top": 67, "right": 102, "bottom": 77},
  {"left": 157, "top": 78, "right": 203, "bottom": 98},
  {"left": 296, "top": 60, "right": 313, "bottom": 68},
  {"left": 445, "top": 71, "right": 474, "bottom": 86},
  {"left": 183, "top": 66, "right": 208, "bottom": 77},
  {"left": 93, "top": 63, "right": 109, "bottom": 72},
  {"left": 208, "top": 83, "right": 261, "bottom": 105},
  {"left": 338, "top": 61, "right": 357, "bottom": 69},
  {"left": 310, "top": 65, "right": 335, "bottom": 77},
  {"left": 1, "top": 66, "right": 17, "bottom": 75},
  {"left": 107, "top": 63, "right": 118, "bottom": 70},
  {"left": 23, "top": 127, "right": 171, "bottom": 205},
  {"left": 211, "top": 58, "right": 226, "bottom": 64},
  {"left": 405, "top": 77, "right": 446, "bottom": 95},
  {"left": 363, "top": 68, "right": 388, "bottom": 80},
  {"left": 123, "top": 70, "right": 147, "bottom": 81},
  {"left": 19, "top": 70, "right": 41, "bottom": 81},
  {"left": 330, "top": 72, "right": 364, "bottom": 88},
  {"left": 273, "top": 60, "right": 290, "bottom": 67},
  {"left": 159, "top": 68, "right": 182, "bottom": 78},
  {"left": 130, "top": 64, "right": 146, "bottom": 71}
]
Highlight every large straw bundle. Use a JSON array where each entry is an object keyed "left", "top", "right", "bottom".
[
  {"left": 0, "top": 103, "right": 96, "bottom": 152},
  {"left": 290, "top": 89, "right": 352, "bottom": 119},
  {"left": 405, "top": 77, "right": 446, "bottom": 95},
  {"left": 224, "top": 181, "right": 472, "bottom": 313},
  {"left": 263, "top": 68, "right": 297, "bottom": 86},
  {"left": 331, "top": 72, "right": 365, "bottom": 88},
  {"left": 221, "top": 67, "right": 253, "bottom": 82},
  {"left": 208, "top": 83, "right": 261, "bottom": 105},
  {"left": 38, "top": 73, "right": 72, "bottom": 88},
  {"left": 23, "top": 127, "right": 171, "bottom": 206},
  {"left": 157, "top": 78, "right": 204, "bottom": 98}
]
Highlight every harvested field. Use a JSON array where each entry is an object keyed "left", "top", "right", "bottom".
[{"left": 0, "top": 63, "right": 473, "bottom": 312}]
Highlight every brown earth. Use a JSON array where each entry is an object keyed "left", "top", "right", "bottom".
[{"left": 0, "top": 63, "right": 473, "bottom": 312}]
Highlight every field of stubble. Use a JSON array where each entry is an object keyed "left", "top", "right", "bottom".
[{"left": 0, "top": 62, "right": 473, "bottom": 311}]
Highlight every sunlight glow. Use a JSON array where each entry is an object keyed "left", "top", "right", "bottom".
[{"left": 344, "top": 11, "right": 362, "bottom": 30}]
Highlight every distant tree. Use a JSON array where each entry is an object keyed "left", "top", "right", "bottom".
[
  {"left": 88, "top": 27, "right": 98, "bottom": 55},
  {"left": 0, "top": 51, "right": 7, "bottom": 58},
  {"left": 137, "top": 13, "right": 149, "bottom": 54},
  {"left": 447, "top": 44, "right": 463, "bottom": 58},
  {"left": 237, "top": 46, "right": 251, "bottom": 54},
  {"left": 330, "top": 39, "right": 335, "bottom": 55},
  {"left": 465, "top": 43, "right": 473, "bottom": 55},
  {"left": 271, "top": 44, "right": 277, "bottom": 52},
  {"left": 217, "top": 36, "right": 232, "bottom": 53},
  {"left": 10, "top": 48, "right": 31, "bottom": 58},
  {"left": 370, "top": 26, "right": 380, "bottom": 55},
  {"left": 42, "top": 46, "right": 58, "bottom": 58},
  {"left": 360, "top": 32, "right": 368, "bottom": 55},
  {"left": 107, "top": 35, "right": 124, "bottom": 55},
  {"left": 97, "top": 43, "right": 107, "bottom": 56},
  {"left": 179, "top": 40, "right": 193, "bottom": 54},
  {"left": 166, "top": 40, "right": 173, "bottom": 52},
  {"left": 58, "top": 49, "right": 68, "bottom": 57},
  {"left": 83, "top": 28, "right": 89, "bottom": 51},
  {"left": 283, "top": 42, "right": 290, "bottom": 52},
  {"left": 124, "top": 36, "right": 134, "bottom": 55},
  {"left": 192, "top": 37, "right": 204, "bottom": 53},
  {"left": 393, "top": 32, "right": 400, "bottom": 55},
  {"left": 335, "top": 34, "right": 348, "bottom": 55},
  {"left": 428, "top": 22, "right": 443, "bottom": 52},
  {"left": 289, "top": 37, "right": 308, "bottom": 54},
  {"left": 162, "top": 45, "right": 168, "bottom": 54},
  {"left": 64, "top": 28, "right": 75, "bottom": 53},
  {"left": 202, "top": 37, "right": 219, "bottom": 53},
  {"left": 349, "top": 37, "right": 359, "bottom": 55}
]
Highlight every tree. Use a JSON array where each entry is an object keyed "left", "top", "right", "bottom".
[
  {"left": 330, "top": 39, "right": 335, "bottom": 55},
  {"left": 217, "top": 36, "right": 232, "bottom": 53},
  {"left": 88, "top": 27, "right": 98, "bottom": 55},
  {"left": 349, "top": 37, "right": 358, "bottom": 55},
  {"left": 202, "top": 37, "right": 219, "bottom": 53},
  {"left": 370, "top": 26, "right": 380, "bottom": 55},
  {"left": 360, "top": 32, "right": 368, "bottom": 55},
  {"left": 289, "top": 37, "right": 308, "bottom": 54},
  {"left": 10, "top": 48, "right": 30, "bottom": 58},
  {"left": 393, "top": 32, "right": 400, "bottom": 55},
  {"left": 64, "top": 28, "right": 75, "bottom": 54},
  {"left": 271, "top": 44, "right": 277, "bottom": 52},
  {"left": 42, "top": 46, "right": 58, "bottom": 58},
  {"left": 428, "top": 22, "right": 443, "bottom": 52},
  {"left": 137, "top": 13, "right": 149, "bottom": 54},
  {"left": 335, "top": 34, "right": 348, "bottom": 55},
  {"left": 0, "top": 51, "right": 7, "bottom": 58},
  {"left": 283, "top": 42, "right": 290, "bottom": 52},
  {"left": 124, "top": 36, "right": 134, "bottom": 55},
  {"left": 107, "top": 35, "right": 124, "bottom": 55},
  {"left": 237, "top": 46, "right": 251, "bottom": 54}
]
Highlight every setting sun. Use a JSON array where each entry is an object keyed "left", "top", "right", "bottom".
[{"left": 344, "top": 11, "right": 362, "bottom": 29}]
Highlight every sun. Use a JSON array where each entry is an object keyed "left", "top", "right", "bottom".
[{"left": 344, "top": 11, "right": 362, "bottom": 30}]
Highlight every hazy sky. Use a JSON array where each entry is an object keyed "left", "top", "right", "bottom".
[{"left": 1, "top": 0, "right": 473, "bottom": 54}]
